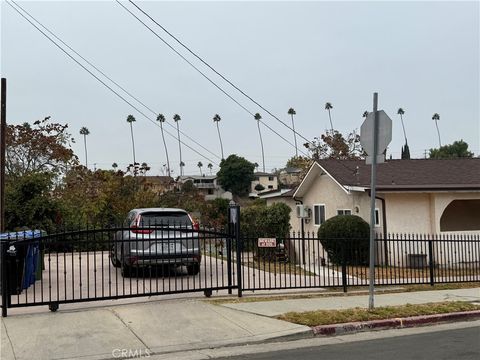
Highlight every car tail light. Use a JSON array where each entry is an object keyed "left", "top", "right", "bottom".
[
  {"left": 131, "top": 215, "right": 153, "bottom": 234},
  {"left": 188, "top": 213, "right": 200, "bottom": 231},
  {"left": 130, "top": 225, "right": 153, "bottom": 234}
]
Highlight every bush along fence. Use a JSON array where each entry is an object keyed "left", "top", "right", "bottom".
[{"left": 1, "top": 205, "right": 479, "bottom": 316}]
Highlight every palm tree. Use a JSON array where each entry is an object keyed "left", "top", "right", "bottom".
[
  {"left": 287, "top": 108, "right": 298, "bottom": 157},
  {"left": 432, "top": 113, "right": 442, "bottom": 147},
  {"left": 173, "top": 114, "right": 183, "bottom": 176},
  {"left": 79, "top": 127, "right": 90, "bottom": 168},
  {"left": 112, "top": 162, "right": 118, "bottom": 170},
  {"left": 325, "top": 102, "right": 334, "bottom": 131},
  {"left": 179, "top": 161, "right": 185, "bottom": 176},
  {"left": 156, "top": 114, "right": 171, "bottom": 177},
  {"left": 254, "top": 113, "right": 266, "bottom": 173},
  {"left": 213, "top": 114, "right": 224, "bottom": 160},
  {"left": 126, "top": 115, "right": 137, "bottom": 168},
  {"left": 254, "top": 162, "right": 259, "bottom": 172},
  {"left": 207, "top": 163, "right": 213, "bottom": 175},
  {"left": 397, "top": 108, "right": 408, "bottom": 144},
  {"left": 197, "top": 161, "right": 203, "bottom": 176},
  {"left": 362, "top": 111, "right": 369, "bottom": 118}
]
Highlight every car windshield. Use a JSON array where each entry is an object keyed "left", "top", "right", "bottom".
[{"left": 138, "top": 212, "right": 192, "bottom": 227}]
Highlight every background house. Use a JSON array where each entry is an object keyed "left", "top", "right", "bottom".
[
  {"left": 250, "top": 172, "right": 279, "bottom": 196},
  {"left": 177, "top": 175, "right": 232, "bottom": 201},
  {"left": 266, "top": 158, "right": 480, "bottom": 266},
  {"left": 138, "top": 176, "right": 175, "bottom": 194}
]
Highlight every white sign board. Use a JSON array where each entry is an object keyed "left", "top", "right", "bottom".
[
  {"left": 258, "top": 238, "right": 276, "bottom": 248},
  {"left": 360, "top": 110, "right": 392, "bottom": 164}
]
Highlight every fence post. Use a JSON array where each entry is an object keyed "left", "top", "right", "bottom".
[
  {"left": 1, "top": 239, "right": 8, "bottom": 317},
  {"left": 228, "top": 202, "right": 242, "bottom": 298},
  {"left": 226, "top": 206, "right": 233, "bottom": 294},
  {"left": 341, "top": 240, "right": 348, "bottom": 293},
  {"left": 235, "top": 206, "right": 242, "bottom": 298},
  {"left": 428, "top": 238, "right": 435, "bottom": 286}
]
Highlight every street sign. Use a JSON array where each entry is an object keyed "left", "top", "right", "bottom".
[
  {"left": 258, "top": 238, "right": 276, "bottom": 248},
  {"left": 360, "top": 110, "right": 392, "bottom": 164}
]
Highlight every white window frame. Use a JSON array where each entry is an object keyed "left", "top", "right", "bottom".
[
  {"left": 313, "top": 204, "right": 326, "bottom": 226},
  {"left": 337, "top": 209, "right": 352, "bottom": 216}
]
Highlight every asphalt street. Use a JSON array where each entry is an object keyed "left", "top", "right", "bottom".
[{"left": 216, "top": 326, "right": 480, "bottom": 360}]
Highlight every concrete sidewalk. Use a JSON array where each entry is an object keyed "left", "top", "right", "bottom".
[{"left": 1, "top": 288, "right": 479, "bottom": 360}]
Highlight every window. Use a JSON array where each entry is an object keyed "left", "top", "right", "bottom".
[
  {"left": 268, "top": 185, "right": 273, "bottom": 189},
  {"left": 375, "top": 208, "right": 380, "bottom": 227},
  {"left": 268, "top": 176, "right": 274, "bottom": 181},
  {"left": 337, "top": 209, "right": 352, "bottom": 215},
  {"left": 314, "top": 204, "right": 326, "bottom": 226}
]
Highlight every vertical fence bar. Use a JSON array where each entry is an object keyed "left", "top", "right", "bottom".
[
  {"left": 1, "top": 239, "right": 8, "bottom": 317},
  {"left": 232, "top": 204, "right": 242, "bottom": 298},
  {"left": 428, "top": 237, "right": 435, "bottom": 286},
  {"left": 341, "top": 240, "right": 347, "bottom": 293}
]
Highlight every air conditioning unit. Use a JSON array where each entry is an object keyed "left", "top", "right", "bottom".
[{"left": 296, "top": 204, "right": 311, "bottom": 219}]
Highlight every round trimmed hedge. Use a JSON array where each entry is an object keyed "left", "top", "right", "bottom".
[{"left": 318, "top": 215, "right": 370, "bottom": 266}]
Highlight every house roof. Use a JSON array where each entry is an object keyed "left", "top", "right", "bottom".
[
  {"left": 254, "top": 172, "right": 277, "bottom": 177},
  {"left": 178, "top": 175, "right": 217, "bottom": 181},
  {"left": 138, "top": 176, "right": 174, "bottom": 184},
  {"left": 258, "top": 188, "right": 296, "bottom": 199},
  {"left": 294, "top": 158, "right": 480, "bottom": 197}
]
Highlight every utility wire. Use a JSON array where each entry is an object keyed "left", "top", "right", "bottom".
[
  {"left": 127, "top": 0, "right": 314, "bottom": 148},
  {"left": 7, "top": 0, "right": 219, "bottom": 166},
  {"left": 116, "top": 0, "right": 308, "bottom": 156}
]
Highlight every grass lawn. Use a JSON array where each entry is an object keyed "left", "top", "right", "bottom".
[{"left": 276, "top": 301, "right": 480, "bottom": 327}]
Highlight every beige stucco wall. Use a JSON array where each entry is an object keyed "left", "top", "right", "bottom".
[{"left": 251, "top": 175, "right": 279, "bottom": 194}]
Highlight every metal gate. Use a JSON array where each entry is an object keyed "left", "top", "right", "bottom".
[{"left": 1, "top": 206, "right": 242, "bottom": 317}]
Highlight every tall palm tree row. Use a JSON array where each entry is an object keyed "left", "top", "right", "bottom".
[
  {"left": 254, "top": 113, "right": 266, "bottom": 173},
  {"left": 432, "top": 113, "right": 442, "bottom": 147},
  {"left": 156, "top": 114, "right": 171, "bottom": 177},
  {"left": 79, "top": 127, "right": 90, "bottom": 168},
  {"left": 287, "top": 108, "right": 298, "bottom": 157},
  {"left": 173, "top": 114, "right": 184, "bottom": 176},
  {"left": 325, "top": 102, "right": 334, "bottom": 131},
  {"left": 213, "top": 114, "right": 224, "bottom": 160},
  {"left": 126, "top": 115, "right": 137, "bottom": 168}
]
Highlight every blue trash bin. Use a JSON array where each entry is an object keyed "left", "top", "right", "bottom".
[{"left": 0, "top": 230, "right": 45, "bottom": 293}]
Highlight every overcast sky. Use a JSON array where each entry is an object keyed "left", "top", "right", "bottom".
[{"left": 1, "top": 0, "right": 479, "bottom": 176}]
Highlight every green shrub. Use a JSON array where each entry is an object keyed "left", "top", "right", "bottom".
[{"left": 318, "top": 215, "right": 370, "bottom": 266}]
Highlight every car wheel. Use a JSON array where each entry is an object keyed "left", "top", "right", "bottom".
[
  {"left": 121, "top": 263, "right": 133, "bottom": 277},
  {"left": 187, "top": 263, "right": 200, "bottom": 275},
  {"left": 110, "top": 248, "right": 121, "bottom": 268}
]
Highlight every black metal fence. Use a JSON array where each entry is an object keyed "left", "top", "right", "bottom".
[
  {"left": 1, "top": 218, "right": 479, "bottom": 317},
  {"left": 240, "top": 232, "right": 480, "bottom": 292}
]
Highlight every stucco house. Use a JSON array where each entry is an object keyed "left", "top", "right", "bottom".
[
  {"left": 177, "top": 175, "right": 232, "bottom": 201},
  {"left": 265, "top": 158, "right": 480, "bottom": 266},
  {"left": 250, "top": 172, "right": 279, "bottom": 196},
  {"left": 138, "top": 176, "right": 175, "bottom": 194}
]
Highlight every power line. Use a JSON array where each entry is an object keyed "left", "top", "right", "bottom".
[
  {"left": 116, "top": 0, "right": 309, "bottom": 157},
  {"left": 7, "top": 0, "right": 219, "bottom": 166}
]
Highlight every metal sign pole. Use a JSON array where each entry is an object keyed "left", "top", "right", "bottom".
[
  {"left": 368, "top": 93, "right": 379, "bottom": 310},
  {"left": 0, "top": 78, "right": 6, "bottom": 233}
]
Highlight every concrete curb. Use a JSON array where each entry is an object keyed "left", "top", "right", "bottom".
[{"left": 311, "top": 310, "right": 480, "bottom": 336}]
